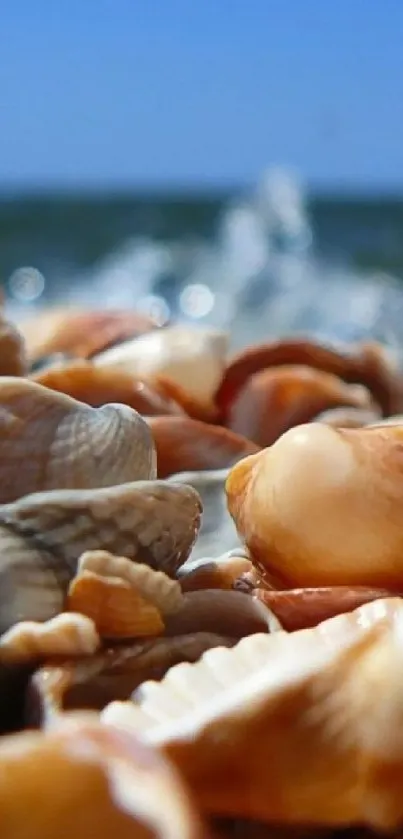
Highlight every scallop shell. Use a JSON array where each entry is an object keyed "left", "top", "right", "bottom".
[
  {"left": 19, "top": 307, "right": 158, "bottom": 361},
  {"left": 0, "top": 613, "right": 100, "bottom": 663},
  {"left": 33, "top": 360, "right": 185, "bottom": 416},
  {"left": 0, "top": 377, "right": 156, "bottom": 503},
  {"left": 0, "top": 312, "right": 28, "bottom": 376},
  {"left": 77, "top": 550, "right": 183, "bottom": 615},
  {"left": 0, "top": 714, "right": 205, "bottom": 839},
  {"left": 67, "top": 571, "right": 165, "bottom": 639},
  {"left": 226, "top": 422, "right": 403, "bottom": 589},
  {"left": 215, "top": 337, "right": 403, "bottom": 418},
  {"left": 225, "top": 365, "right": 373, "bottom": 447},
  {"left": 28, "top": 634, "right": 237, "bottom": 724},
  {"left": 148, "top": 417, "right": 259, "bottom": 478},
  {"left": 0, "top": 479, "right": 201, "bottom": 634},
  {"left": 168, "top": 469, "right": 242, "bottom": 561},
  {"left": 102, "top": 598, "right": 403, "bottom": 830},
  {"left": 94, "top": 325, "right": 229, "bottom": 409}
]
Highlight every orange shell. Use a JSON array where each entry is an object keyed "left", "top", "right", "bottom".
[
  {"left": 155, "top": 376, "right": 221, "bottom": 424},
  {"left": 0, "top": 715, "right": 205, "bottom": 839},
  {"left": 147, "top": 416, "right": 259, "bottom": 478},
  {"left": 20, "top": 308, "right": 159, "bottom": 362},
  {"left": 225, "top": 364, "right": 372, "bottom": 447},
  {"left": 179, "top": 556, "right": 255, "bottom": 593},
  {"left": 215, "top": 337, "right": 402, "bottom": 418},
  {"left": 254, "top": 586, "right": 393, "bottom": 631},
  {"left": 67, "top": 570, "right": 165, "bottom": 639},
  {"left": 33, "top": 360, "right": 185, "bottom": 416}
]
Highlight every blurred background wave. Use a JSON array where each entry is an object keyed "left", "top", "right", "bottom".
[{"left": 2, "top": 1, "right": 403, "bottom": 346}]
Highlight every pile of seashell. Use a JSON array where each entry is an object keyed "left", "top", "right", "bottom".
[{"left": 1, "top": 304, "right": 403, "bottom": 837}]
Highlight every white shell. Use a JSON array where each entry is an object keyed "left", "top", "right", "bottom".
[{"left": 94, "top": 326, "right": 229, "bottom": 405}]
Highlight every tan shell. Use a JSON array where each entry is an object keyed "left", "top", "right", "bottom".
[
  {"left": 0, "top": 613, "right": 100, "bottom": 664},
  {"left": 0, "top": 714, "right": 205, "bottom": 839},
  {"left": 0, "top": 312, "right": 28, "bottom": 376},
  {"left": 29, "top": 634, "right": 237, "bottom": 725},
  {"left": 313, "top": 405, "right": 382, "bottom": 428},
  {"left": 67, "top": 571, "right": 164, "bottom": 639},
  {"left": 226, "top": 422, "right": 403, "bottom": 589},
  {"left": 103, "top": 598, "right": 403, "bottom": 830},
  {"left": 148, "top": 416, "right": 259, "bottom": 478},
  {"left": 0, "top": 377, "right": 156, "bottom": 503},
  {"left": 78, "top": 551, "right": 183, "bottom": 615},
  {"left": 94, "top": 325, "right": 229, "bottom": 408},
  {"left": 0, "top": 479, "right": 201, "bottom": 635}
]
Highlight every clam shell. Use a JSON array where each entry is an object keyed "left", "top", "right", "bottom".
[
  {"left": 0, "top": 313, "right": 28, "bottom": 376},
  {"left": 33, "top": 360, "right": 185, "bottom": 416},
  {"left": 28, "top": 634, "right": 237, "bottom": 724},
  {"left": 148, "top": 417, "right": 259, "bottom": 478},
  {"left": 0, "top": 714, "right": 205, "bottom": 839},
  {"left": 215, "top": 337, "right": 403, "bottom": 418},
  {"left": 168, "top": 469, "right": 242, "bottom": 561},
  {"left": 255, "top": 586, "right": 393, "bottom": 631},
  {"left": 77, "top": 550, "right": 183, "bottom": 615},
  {"left": 67, "top": 571, "right": 165, "bottom": 639},
  {"left": 0, "top": 479, "right": 201, "bottom": 634},
  {"left": 102, "top": 598, "right": 403, "bottom": 830},
  {"left": 226, "top": 423, "right": 403, "bottom": 589},
  {"left": 0, "top": 378, "right": 156, "bottom": 503},
  {"left": 225, "top": 365, "right": 372, "bottom": 447},
  {"left": 94, "top": 325, "right": 229, "bottom": 408}
]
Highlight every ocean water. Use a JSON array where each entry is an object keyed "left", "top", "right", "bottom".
[{"left": 2, "top": 168, "right": 403, "bottom": 349}]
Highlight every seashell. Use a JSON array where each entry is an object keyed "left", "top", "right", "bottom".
[
  {"left": 28, "top": 633, "right": 237, "bottom": 724},
  {"left": 19, "top": 307, "right": 158, "bottom": 362},
  {"left": 313, "top": 405, "right": 382, "bottom": 428},
  {"left": 0, "top": 612, "right": 100, "bottom": 664},
  {"left": 102, "top": 598, "right": 403, "bottom": 830},
  {"left": 0, "top": 311, "right": 28, "bottom": 376},
  {"left": 178, "top": 552, "right": 254, "bottom": 593},
  {"left": 29, "top": 351, "right": 76, "bottom": 373},
  {"left": 94, "top": 325, "right": 229, "bottom": 410},
  {"left": 163, "top": 590, "right": 282, "bottom": 637},
  {"left": 225, "top": 365, "right": 373, "bottom": 447},
  {"left": 33, "top": 360, "right": 185, "bottom": 416},
  {"left": 78, "top": 550, "right": 183, "bottom": 615},
  {"left": 226, "top": 422, "right": 403, "bottom": 589},
  {"left": 148, "top": 417, "right": 259, "bottom": 478},
  {"left": 67, "top": 571, "right": 165, "bottom": 639},
  {"left": 0, "top": 479, "right": 201, "bottom": 635},
  {"left": 255, "top": 586, "right": 393, "bottom": 631},
  {"left": 0, "top": 377, "right": 156, "bottom": 503},
  {"left": 168, "top": 469, "right": 243, "bottom": 561},
  {"left": 0, "top": 714, "right": 205, "bottom": 839},
  {"left": 153, "top": 376, "right": 221, "bottom": 423},
  {"left": 215, "top": 337, "right": 403, "bottom": 418}
]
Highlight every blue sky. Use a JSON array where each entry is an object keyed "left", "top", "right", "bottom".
[{"left": 1, "top": 0, "right": 402, "bottom": 190}]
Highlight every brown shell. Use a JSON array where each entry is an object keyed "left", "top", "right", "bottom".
[
  {"left": 20, "top": 308, "right": 159, "bottom": 362},
  {"left": 225, "top": 365, "right": 373, "bottom": 447},
  {"left": 0, "top": 313, "right": 28, "bottom": 376},
  {"left": 178, "top": 554, "right": 254, "bottom": 593},
  {"left": 67, "top": 570, "right": 165, "bottom": 639},
  {"left": 33, "top": 360, "right": 185, "bottom": 415},
  {"left": 28, "top": 634, "right": 237, "bottom": 724},
  {"left": 0, "top": 715, "right": 205, "bottom": 839},
  {"left": 215, "top": 337, "right": 403, "bottom": 418},
  {"left": 254, "top": 586, "right": 394, "bottom": 631},
  {"left": 155, "top": 376, "right": 221, "bottom": 423},
  {"left": 148, "top": 416, "right": 259, "bottom": 478}
]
